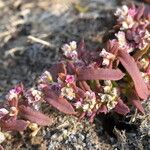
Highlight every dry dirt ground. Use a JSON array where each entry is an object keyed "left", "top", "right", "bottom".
[{"left": 0, "top": 0, "right": 150, "bottom": 150}]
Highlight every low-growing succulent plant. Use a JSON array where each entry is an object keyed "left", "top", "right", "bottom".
[
  {"left": 0, "top": 84, "right": 53, "bottom": 132},
  {"left": 0, "top": 3, "right": 149, "bottom": 144}
]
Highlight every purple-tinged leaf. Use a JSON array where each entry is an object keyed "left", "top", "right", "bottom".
[
  {"left": 97, "top": 105, "right": 108, "bottom": 114},
  {"left": 72, "top": 85, "right": 85, "bottom": 98},
  {"left": 1, "top": 118, "right": 28, "bottom": 131},
  {"left": 43, "top": 88, "right": 76, "bottom": 115},
  {"left": 66, "top": 61, "right": 77, "bottom": 74},
  {"left": 131, "top": 99, "right": 144, "bottom": 114},
  {"left": 0, "top": 145, "right": 4, "bottom": 150},
  {"left": 49, "top": 63, "right": 67, "bottom": 81},
  {"left": 114, "top": 98, "right": 130, "bottom": 115},
  {"left": 89, "top": 111, "right": 97, "bottom": 123},
  {"left": 106, "top": 39, "right": 119, "bottom": 55},
  {"left": 19, "top": 106, "right": 53, "bottom": 126},
  {"left": 144, "top": 5, "right": 150, "bottom": 19},
  {"left": 78, "top": 112, "right": 86, "bottom": 121},
  {"left": 77, "top": 67, "right": 124, "bottom": 81},
  {"left": 134, "top": 5, "right": 145, "bottom": 20},
  {"left": 118, "top": 50, "right": 149, "bottom": 100},
  {"left": 77, "top": 39, "right": 85, "bottom": 58},
  {"left": 79, "top": 81, "right": 91, "bottom": 91},
  {"left": 129, "top": 92, "right": 145, "bottom": 114}
]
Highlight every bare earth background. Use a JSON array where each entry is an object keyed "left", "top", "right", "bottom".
[{"left": 0, "top": 0, "right": 150, "bottom": 150}]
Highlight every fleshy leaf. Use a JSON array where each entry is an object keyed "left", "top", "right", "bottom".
[
  {"left": 135, "top": 5, "right": 145, "bottom": 20},
  {"left": 49, "top": 63, "right": 67, "bottom": 81},
  {"left": 0, "top": 145, "right": 4, "bottom": 150},
  {"left": 97, "top": 105, "right": 108, "bottom": 114},
  {"left": 66, "top": 61, "right": 77, "bottom": 74},
  {"left": 19, "top": 106, "right": 53, "bottom": 126},
  {"left": 129, "top": 92, "right": 145, "bottom": 114},
  {"left": 77, "top": 39, "right": 86, "bottom": 58},
  {"left": 114, "top": 98, "right": 130, "bottom": 115},
  {"left": 1, "top": 118, "right": 28, "bottom": 131},
  {"left": 43, "top": 87, "right": 76, "bottom": 115},
  {"left": 144, "top": 5, "right": 150, "bottom": 19},
  {"left": 118, "top": 49, "right": 149, "bottom": 100},
  {"left": 77, "top": 67, "right": 124, "bottom": 81}
]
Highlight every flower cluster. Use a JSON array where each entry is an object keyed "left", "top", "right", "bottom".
[
  {"left": 38, "top": 70, "right": 53, "bottom": 84},
  {"left": 25, "top": 88, "right": 43, "bottom": 110},
  {"left": 61, "top": 84, "right": 75, "bottom": 100},
  {"left": 75, "top": 91, "right": 98, "bottom": 114},
  {"left": 0, "top": 84, "right": 52, "bottom": 132},
  {"left": 98, "top": 81, "right": 119, "bottom": 111},
  {"left": 61, "top": 41, "right": 78, "bottom": 61},
  {"left": 99, "top": 49, "right": 116, "bottom": 66},
  {"left": 114, "top": 5, "right": 136, "bottom": 30},
  {"left": 115, "top": 5, "right": 150, "bottom": 53}
]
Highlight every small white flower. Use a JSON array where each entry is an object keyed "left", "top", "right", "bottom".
[
  {"left": 0, "top": 108, "right": 9, "bottom": 119},
  {"left": 139, "top": 58, "right": 149, "bottom": 70},
  {"left": 5, "top": 86, "right": 23, "bottom": 101},
  {"left": 115, "top": 32, "right": 127, "bottom": 47},
  {"left": 74, "top": 101, "right": 82, "bottom": 109},
  {"left": 100, "top": 49, "right": 115, "bottom": 60},
  {"left": 9, "top": 106, "right": 18, "bottom": 116},
  {"left": 100, "top": 49, "right": 115, "bottom": 66},
  {"left": 38, "top": 71, "right": 53, "bottom": 84},
  {"left": 61, "top": 85, "right": 75, "bottom": 100},
  {"left": 0, "top": 132, "right": 5, "bottom": 144},
  {"left": 115, "top": 31, "right": 133, "bottom": 53},
  {"left": 103, "top": 86, "right": 112, "bottom": 93},
  {"left": 102, "top": 58, "right": 110, "bottom": 66},
  {"left": 25, "top": 88, "right": 42, "bottom": 104},
  {"left": 6, "top": 89, "right": 18, "bottom": 101},
  {"left": 114, "top": 5, "right": 129, "bottom": 17},
  {"left": 100, "top": 94, "right": 112, "bottom": 103},
  {"left": 70, "top": 41, "right": 77, "bottom": 50},
  {"left": 104, "top": 80, "right": 112, "bottom": 86},
  {"left": 83, "top": 104, "right": 90, "bottom": 112},
  {"left": 141, "top": 72, "right": 149, "bottom": 83},
  {"left": 107, "top": 100, "right": 118, "bottom": 111},
  {"left": 115, "top": 5, "right": 135, "bottom": 30},
  {"left": 111, "top": 87, "right": 119, "bottom": 97},
  {"left": 121, "top": 15, "right": 135, "bottom": 30},
  {"left": 61, "top": 41, "right": 78, "bottom": 60},
  {"left": 85, "top": 91, "right": 96, "bottom": 101},
  {"left": 62, "top": 44, "right": 71, "bottom": 52}
]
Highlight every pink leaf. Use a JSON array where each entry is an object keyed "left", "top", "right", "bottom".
[
  {"left": 66, "top": 61, "right": 77, "bottom": 74},
  {"left": 1, "top": 118, "right": 28, "bottom": 131},
  {"left": 129, "top": 91, "right": 145, "bottom": 114},
  {"left": 0, "top": 145, "right": 4, "bottom": 150},
  {"left": 43, "top": 88, "right": 76, "bottom": 115},
  {"left": 49, "top": 63, "right": 67, "bottom": 81},
  {"left": 118, "top": 50, "right": 149, "bottom": 100},
  {"left": 131, "top": 99, "right": 145, "bottom": 114},
  {"left": 19, "top": 106, "right": 53, "bottom": 126},
  {"left": 97, "top": 105, "right": 108, "bottom": 114},
  {"left": 106, "top": 39, "right": 119, "bottom": 55},
  {"left": 114, "top": 98, "right": 130, "bottom": 115},
  {"left": 77, "top": 39, "right": 86, "bottom": 57},
  {"left": 77, "top": 67, "right": 124, "bottom": 81},
  {"left": 144, "top": 5, "right": 150, "bottom": 20},
  {"left": 72, "top": 85, "right": 85, "bottom": 98},
  {"left": 135, "top": 5, "right": 145, "bottom": 20}
]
